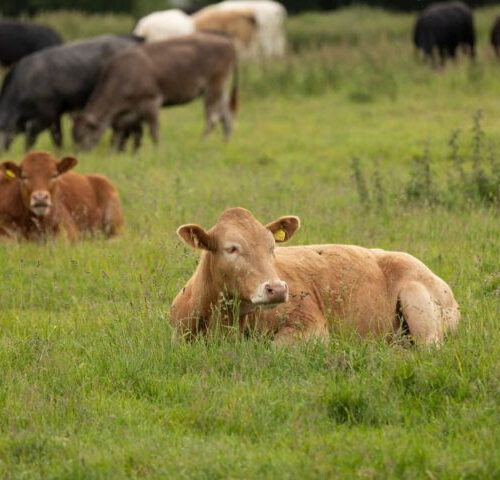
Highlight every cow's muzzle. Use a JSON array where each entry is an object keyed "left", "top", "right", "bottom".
[
  {"left": 251, "top": 280, "right": 288, "bottom": 306},
  {"left": 30, "top": 191, "right": 52, "bottom": 217}
]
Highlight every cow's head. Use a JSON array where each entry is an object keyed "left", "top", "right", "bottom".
[
  {"left": 0, "top": 151, "right": 77, "bottom": 217},
  {"left": 177, "top": 207, "right": 300, "bottom": 310},
  {"left": 72, "top": 113, "right": 103, "bottom": 151}
]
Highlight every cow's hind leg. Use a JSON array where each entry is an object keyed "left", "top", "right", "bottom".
[
  {"left": 203, "top": 84, "right": 225, "bottom": 138},
  {"left": 147, "top": 115, "right": 159, "bottom": 145},
  {"left": 143, "top": 98, "right": 161, "bottom": 145},
  {"left": 398, "top": 281, "right": 443, "bottom": 346},
  {"left": 220, "top": 101, "right": 233, "bottom": 141},
  {"left": 203, "top": 102, "right": 219, "bottom": 137}
]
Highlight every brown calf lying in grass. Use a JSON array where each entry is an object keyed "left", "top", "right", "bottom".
[
  {"left": 170, "top": 207, "right": 460, "bottom": 346},
  {"left": 0, "top": 151, "right": 123, "bottom": 242}
]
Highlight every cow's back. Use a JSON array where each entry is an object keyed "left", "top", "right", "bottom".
[
  {"left": 144, "top": 33, "right": 236, "bottom": 102},
  {"left": 196, "top": 10, "right": 257, "bottom": 49},
  {"left": 58, "top": 172, "right": 102, "bottom": 231},
  {"left": 213, "top": 1, "right": 287, "bottom": 57},
  {"left": 418, "top": 2, "right": 473, "bottom": 37},
  {"left": 133, "top": 10, "right": 195, "bottom": 42},
  {"left": 0, "top": 20, "right": 62, "bottom": 67},
  {"left": 143, "top": 33, "right": 236, "bottom": 74},
  {"left": 266, "top": 243, "right": 458, "bottom": 336},
  {"left": 267, "top": 245, "right": 393, "bottom": 335},
  {"left": 58, "top": 172, "right": 122, "bottom": 235},
  {"left": 1, "top": 35, "right": 141, "bottom": 115},
  {"left": 109, "top": 34, "right": 237, "bottom": 105}
]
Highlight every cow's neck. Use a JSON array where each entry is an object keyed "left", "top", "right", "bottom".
[{"left": 189, "top": 251, "right": 221, "bottom": 321}]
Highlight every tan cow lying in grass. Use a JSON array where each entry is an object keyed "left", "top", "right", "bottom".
[
  {"left": 170, "top": 207, "right": 460, "bottom": 346},
  {"left": 0, "top": 151, "right": 122, "bottom": 241},
  {"left": 193, "top": 9, "right": 257, "bottom": 51}
]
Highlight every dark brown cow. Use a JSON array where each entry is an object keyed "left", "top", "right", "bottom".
[
  {"left": 170, "top": 208, "right": 460, "bottom": 346},
  {"left": 0, "top": 151, "right": 123, "bottom": 242},
  {"left": 72, "top": 33, "right": 238, "bottom": 151}
]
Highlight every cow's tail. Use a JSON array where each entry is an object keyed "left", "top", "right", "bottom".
[{"left": 230, "top": 62, "right": 239, "bottom": 115}]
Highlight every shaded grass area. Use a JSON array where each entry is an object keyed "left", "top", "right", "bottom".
[{"left": 0, "top": 6, "right": 500, "bottom": 478}]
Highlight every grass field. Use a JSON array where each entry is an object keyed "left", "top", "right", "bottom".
[{"left": 1, "top": 6, "right": 500, "bottom": 478}]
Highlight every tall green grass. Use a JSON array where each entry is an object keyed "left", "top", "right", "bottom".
[{"left": 0, "top": 6, "right": 500, "bottom": 478}]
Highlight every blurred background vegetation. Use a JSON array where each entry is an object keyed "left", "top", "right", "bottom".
[{"left": 2, "top": 0, "right": 500, "bottom": 17}]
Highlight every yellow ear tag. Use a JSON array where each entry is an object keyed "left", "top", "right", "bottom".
[
  {"left": 5, "top": 170, "right": 16, "bottom": 180},
  {"left": 274, "top": 228, "right": 286, "bottom": 242}
]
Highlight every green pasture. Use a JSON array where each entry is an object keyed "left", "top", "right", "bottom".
[{"left": 1, "top": 6, "right": 500, "bottom": 478}]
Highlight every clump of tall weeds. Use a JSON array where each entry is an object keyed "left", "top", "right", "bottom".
[
  {"left": 405, "top": 140, "right": 441, "bottom": 206},
  {"left": 350, "top": 157, "right": 387, "bottom": 209},
  {"left": 443, "top": 110, "right": 500, "bottom": 206},
  {"left": 352, "top": 111, "right": 500, "bottom": 208}
]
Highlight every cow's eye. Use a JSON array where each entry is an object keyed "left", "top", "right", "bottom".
[
  {"left": 51, "top": 174, "right": 58, "bottom": 180},
  {"left": 225, "top": 246, "right": 239, "bottom": 254},
  {"left": 20, "top": 176, "right": 28, "bottom": 181}
]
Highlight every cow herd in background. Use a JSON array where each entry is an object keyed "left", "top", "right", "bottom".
[
  {"left": 0, "top": 1, "right": 499, "bottom": 153},
  {"left": 0, "top": 1, "right": 286, "bottom": 153},
  {"left": 134, "top": 2, "right": 286, "bottom": 58}
]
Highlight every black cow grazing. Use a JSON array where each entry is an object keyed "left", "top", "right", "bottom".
[
  {"left": 491, "top": 15, "right": 500, "bottom": 57},
  {"left": 0, "top": 34, "right": 143, "bottom": 151},
  {"left": 414, "top": 1, "right": 475, "bottom": 67},
  {"left": 0, "top": 19, "right": 62, "bottom": 67}
]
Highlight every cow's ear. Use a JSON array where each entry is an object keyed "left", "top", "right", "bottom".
[
  {"left": 0, "top": 161, "right": 21, "bottom": 179},
  {"left": 57, "top": 156, "right": 78, "bottom": 174},
  {"left": 266, "top": 216, "right": 301, "bottom": 243},
  {"left": 177, "top": 224, "right": 214, "bottom": 251}
]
